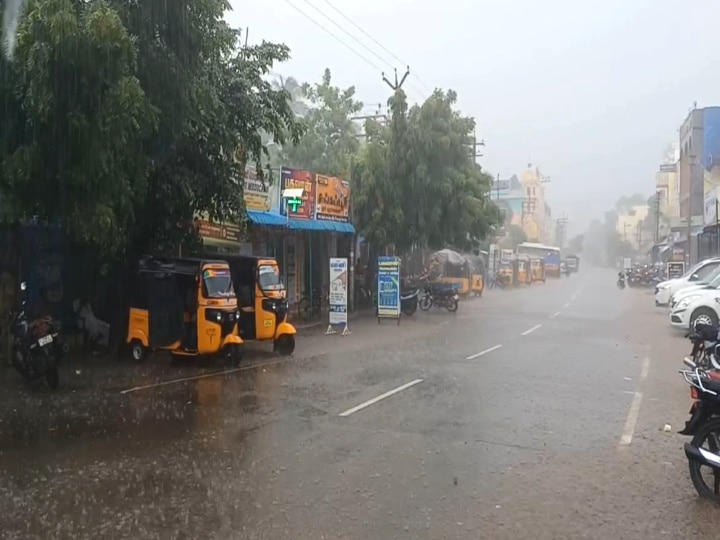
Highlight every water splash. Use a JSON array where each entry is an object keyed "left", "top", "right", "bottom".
[{"left": 2, "top": 0, "right": 27, "bottom": 60}]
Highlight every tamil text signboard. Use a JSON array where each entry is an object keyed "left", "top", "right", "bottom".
[
  {"left": 280, "top": 167, "right": 315, "bottom": 219},
  {"left": 315, "top": 174, "right": 350, "bottom": 222},
  {"left": 377, "top": 256, "right": 400, "bottom": 320}
]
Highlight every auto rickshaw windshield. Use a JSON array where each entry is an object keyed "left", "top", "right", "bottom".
[
  {"left": 202, "top": 269, "right": 235, "bottom": 298},
  {"left": 258, "top": 264, "right": 284, "bottom": 291}
]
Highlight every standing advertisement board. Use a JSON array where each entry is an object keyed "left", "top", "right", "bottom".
[
  {"left": 377, "top": 256, "right": 401, "bottom": 324},
  {"left": 666, "top": 261, "right": 685, "bottom": 280},
  {"left": 326, "top": 258, "right": 350, "bottom": 335}
]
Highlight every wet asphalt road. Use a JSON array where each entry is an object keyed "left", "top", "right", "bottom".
[{"left": 0, "top": 268, "right": 717, "bottom": 539}]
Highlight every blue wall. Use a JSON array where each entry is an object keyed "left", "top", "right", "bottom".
[{"left": 703, "top": 107, "right": 720, "bottom": 171}]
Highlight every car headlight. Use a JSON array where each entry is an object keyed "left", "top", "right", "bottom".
[{"left": 676, "top": 296, "right": 700, "bottom": 310}]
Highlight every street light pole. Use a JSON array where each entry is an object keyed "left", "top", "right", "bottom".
[{"left": 716, "top": 197, "right": 719, "bottom": 257}]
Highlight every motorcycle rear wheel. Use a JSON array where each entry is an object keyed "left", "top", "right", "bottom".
[
  {"left": 445, "top": 297, "right": 459, "bottom": 312},
  {"left": 689, "top": 418, "right": 720, "bottom": 500},
  {"left": 419, "top": 296, "right": 432, "bottom": 311}
]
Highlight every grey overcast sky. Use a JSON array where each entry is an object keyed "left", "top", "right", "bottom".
[{"left": 228, "top": 0, "right": 719, "bottom": 233}]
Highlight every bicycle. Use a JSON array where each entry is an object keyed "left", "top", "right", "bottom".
[{"left": 297, "top": 289, "right": 329, "bottom": 320}]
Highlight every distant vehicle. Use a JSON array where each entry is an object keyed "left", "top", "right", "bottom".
[
  {"left": 516, "top": 242, "right": 561, "bottom": 277},
  {"left": 565, "top": 254, "right": 579, "bottom": 273}
]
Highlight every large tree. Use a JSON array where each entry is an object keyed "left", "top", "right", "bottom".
[
  {"left": 281, "top": 68, "right": 362, "bottom": 177},
  {"left": 353, "top": 89, "right": 501, "bottom": 254},
  {"left": 0, "top": 0, "right": 303, "bottom": 257}
]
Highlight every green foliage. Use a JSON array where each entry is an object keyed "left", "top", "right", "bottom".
[
  {"left": 568, "top": 234, "right": 584, "bottom": 254},
  {"left": 615, "top": 193, "right": 646, "bottom": 212},
  {"left": 0, "top": 0, "right": 302, "bottom": 257},
  {"left": 352, "top": 89, "right": 501, "bottom": 252},
  {"left": 502, "top": 224, "right": 527, "bottom": 250},
  {"left": 281, "top": 68, "right": 362, "bottom": 177}
]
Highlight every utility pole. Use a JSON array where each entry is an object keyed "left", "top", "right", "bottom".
[
  {"left": 716, "top": 196, "right": 719, "bottom": 257},
  {"left": 654, "top": 191, "right": 661, "bottom": 243},
  {"left": 636, "top": 222, "right": 642, "bottom": 252},
  {"left": 471, "top": 131, "right": 485, "bottom": 162},
  {"left": 382, "top": 67, "right": 410, "bottom": 91},
  {"left": 687, "top": 155, "right": 696, "bottom": 264},
  {"left": 556, "top": 214, "right": 568, "bottom": 249},
  {"left": 496, "top": 173, "right": 500, "bottom": 201}
]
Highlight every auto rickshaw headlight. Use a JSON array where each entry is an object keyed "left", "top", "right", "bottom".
[{"left": 216, "top": 312, "right": 222, "bottom": 322}]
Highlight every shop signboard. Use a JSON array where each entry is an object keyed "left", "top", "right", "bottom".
[
  {"left": 315, "top": 174, "right": 350, "bottom": 222},
  {"left": 196, "top": 217, "right": 242, "bottom": 244},
  {"left": 667, "top": 261, "right": 685, "bottom": 280},
  {"left": 243, "top": 167, "right": 271, "bottom": 212},
  {"left": 279, "top": 167, "right": 315, "bottom": 219},
  {"left": 377, "top": 256, "right": 401, "bottom": 322},
  {"left": 326, "top": 258, "right": 350, "bottom": 335}
]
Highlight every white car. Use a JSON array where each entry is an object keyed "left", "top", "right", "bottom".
[
  {"left": 655, "top": 258, "right": 720, "bottom": 306},
  {"left": 670, "top": 291, "right": 720, "bottom": 330},
  {"left": 669, "top": 268, "right": 720, "bottom": 309}
]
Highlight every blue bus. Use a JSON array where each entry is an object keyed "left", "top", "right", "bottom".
[{"left": 516, "top": 242, "right": 562, "bottom": 278}]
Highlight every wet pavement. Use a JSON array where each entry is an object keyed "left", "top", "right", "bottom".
[{"left": 0, "top": 269, "right": 716, "bottom": 539}]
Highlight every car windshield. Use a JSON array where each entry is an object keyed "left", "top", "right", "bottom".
[
  {"left": 683, "top": 261, "right": 709, "bottom": 279},
  {"left": 708, "top": 270, "right": 720, "bottom": 288},
  {"left": 202, "top": 269, "right": 235, "bottom": 298},
  {"left": 258, "top": 264, "right": 284, "bottom": 291}
]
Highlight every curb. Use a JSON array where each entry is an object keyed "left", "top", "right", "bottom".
[{"left": 292, "top": 311, "right": 365, "bottom": 331}]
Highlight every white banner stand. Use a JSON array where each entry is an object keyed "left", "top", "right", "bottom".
[{"left": 327, "top": 258, "right": 350, "bottom": 336}]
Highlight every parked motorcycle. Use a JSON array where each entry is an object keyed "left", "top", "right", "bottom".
[
  {"left": 400, "top": 287, "right": 419, "bottom": 316},
  {"left": 679, "top": 362, "right": 720, "bottom": 500},
  {"left": 419, "top": 282, "right": 459, "bottom": 312},
  {"left": 686, "top": 322, "right": 720, "bottom": 370},
  {"left": 8, "top": 282, "right": 65, "bottom": 389}
]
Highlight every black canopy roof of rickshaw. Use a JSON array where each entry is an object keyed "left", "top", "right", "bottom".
[
  {"left": 138, "top": 256, "right": 230, "bottom": 276},
  {"left": 223, "top": 254, "right": 276, "bottom": 265}
]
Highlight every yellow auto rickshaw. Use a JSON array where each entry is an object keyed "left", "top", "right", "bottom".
[
  {"left": 470, "top": 251, "right": 486, "bottom": 297},
  {"left": 530, "top": 257, "right": 546, "bottom": 283},
  {"left": 126, "top": 257, "right": 243, "bottom": 365},
  {"left": 225, "top": 255, "right": 296, "bottom": 355},
  {"left": 513, "top": 255, "right": 532, "bottom": 285},
  {"left": 495, "top": 260, "right": 513, "bottom": 288},
  {"left": 432, "top": 249, "right": 472, "bottom": 297}
]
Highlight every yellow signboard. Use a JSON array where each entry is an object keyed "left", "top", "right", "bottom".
[{"left": 243, "top": 167, "right": 270, "bottom": 211}]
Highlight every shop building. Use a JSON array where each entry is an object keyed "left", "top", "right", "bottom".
[{"left": 198, "top": 165, "right": 355, "bottom": 307}]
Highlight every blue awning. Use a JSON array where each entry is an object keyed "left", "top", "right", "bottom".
[
  {"left": 246, "top": 210, "right": 287, "bottom": 227},
  {"left": 288, "top": 218, "right": 355, "bottom": 234}
]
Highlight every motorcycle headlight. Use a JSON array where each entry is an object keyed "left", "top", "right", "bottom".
[{"left": 677, "top": 296, "right": 700, "bottom": 310}]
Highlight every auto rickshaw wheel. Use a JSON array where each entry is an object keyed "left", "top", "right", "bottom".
[
  {"left": 223, "top": 344, "right": 243, "bottom": 367},
  {"left": 130, "top": 340, "right": 146, "bottom": 363},
  {"left": 275, "top": 335, "right": 295, "bottom": 356}
]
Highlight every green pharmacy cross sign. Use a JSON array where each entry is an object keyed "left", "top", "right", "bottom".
[{"left": 287, "top": 197, "right": 303, "bottom": 213}]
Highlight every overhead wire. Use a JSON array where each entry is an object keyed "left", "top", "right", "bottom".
[
  {"left": 280, "top": 0, "right": 431, "bottom": 102},
  {"left": 315, "top": 0, "right": 433, "bottom": 95},
  {"left": 278, "top": 0, "right": 384, "bottom": 74}
]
